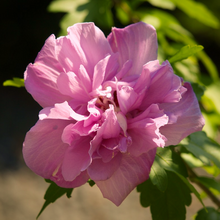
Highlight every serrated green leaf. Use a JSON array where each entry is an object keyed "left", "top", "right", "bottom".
[
  {"left": 171, "top": 0, "right": 219, "bottom": 28},
  {"left": 156, "top": 148, "right": 188, "bottom": 177},
  {"left": 155, "top": 148, "right": 205, "bottom": 208},
  {"left": 149, "top": 158, "right": 168, "bottom": 192},
  {"left": 37, "top": 181, "right": 73, "bottom": 219},
  {"left": 3, "top": 77, "right": 24, "bottom": 87},
  {"left": 196, "top": 207, "right": 220, "bottom": 220},
  {"left": 138, "top": 171, "right": 191, "bottom": 220},
  {"left": 137, "top": 178, "right": 160, "bottom": 208},
  {"left": 169, "top": 45, "right": 203, "bottom": 63},
  {"left": 182, "top": 131, "right": 220, "bottom": 168}
]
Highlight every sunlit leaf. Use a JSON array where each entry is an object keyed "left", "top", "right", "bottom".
[
  {"left": 181, "top": 153, "right": 204, "bottom": 168},
  {"left": 3, "top": 77, "right": 24, "bottom": 87},
  {"left": 149, "top": 158, "right": 168, "bottom": 192},
  {"left": 37, "top": 180, "right": 73, "bottom": 219},
  {"left": 182, "top": 131, "right": 220, "bottom": 168},
  {"left": 48, "top": 0, "right": 88, "bottom": 13},
  {"left": 169, "top": 45, "right": 203, "bottom": 63},
  {"left": 171, "top": 0, "right": 219, "bottom": 28},
  {"left": 77, "top": 0, "right": 113, "bottom": 28},
  {"left": 147, "top": 0, "right": 175, "bottom": 10},
  {"left": 203, "top": 80, "right": 220, "bottom": 114},
  {"left": 203, "top": 164, "right": 220, "bottom": 177},
  {"left": 59, "top": 11, "right": 88, "bottom": 35}
]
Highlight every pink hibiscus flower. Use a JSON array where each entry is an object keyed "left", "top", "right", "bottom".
[{"left": 23, "top": 22, "right": 204, "bottom": 206}]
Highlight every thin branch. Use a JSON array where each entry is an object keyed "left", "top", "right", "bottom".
[{"left": 186, "top": 165, "right": 220, "bottom": 208}]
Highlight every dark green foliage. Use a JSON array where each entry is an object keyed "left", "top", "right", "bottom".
[
  {"left": 196, "top": 207, "right": 220, "bottom": 220},
  {"left": 137, "top": 171, "right": 191, "bottom": 220},
  {"left": 37, "top": 180, "right": 73, "bottom": 219}
]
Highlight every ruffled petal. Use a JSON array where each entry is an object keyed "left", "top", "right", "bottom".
[
  {"left": 23, "top": 119, "right": 70, "bottom": 179},
  {"left": 51, "top": 169, "right": 89, "bottom": 188},
  {"left": 128, "top": 104, "right": 168, "bottom": 156},
  {"left": 95, "top": 148, "right": 156, "bottom": 206},
  {"left": 89, "top": 105, "right": 121, "bottom": 156},
  {"left": 107, "top": 22, "right": 158, "bottom": 77},
  {"left": 62, "top": 136, "right": 92, "bottom": 181},
  {"left": 24, "top": 35, "right": 71, "bottom": 108},
  {"left": 57, "top": 70, "right": 91, "bottom": 103},
  {"left": 57, "top": 23, "right": 113, "bottom": 77},
  {"left": 117, "top": 85, "right": 138, "bottom": 114},
  {"left": 93, "top": 54, "right": 119, "bottom": 90},
  {"left": 39, "top": 101, "right": 86, "bottom": 121},
  {"left": 87, "top": 153, "right": 122, "bottom": 181},
  {"left": 160, "top": 82, "right": 205, "bottom": 146},
  {"left": 140, "top": 60, "right": 182, "bottom": 110}
]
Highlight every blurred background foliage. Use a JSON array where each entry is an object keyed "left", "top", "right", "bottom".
[{"left": 1, "top": 0, "right": 220, "bottom": 219}]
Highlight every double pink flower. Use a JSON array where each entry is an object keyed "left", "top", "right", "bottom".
[{"left": 23, "top": 22, "right": 204, "bottom": 205}]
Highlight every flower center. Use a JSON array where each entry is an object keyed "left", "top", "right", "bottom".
[{"left": 95, "top": 87, "right": 120, "bottom": 113}]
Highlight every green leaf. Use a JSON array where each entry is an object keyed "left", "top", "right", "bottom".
[
  {"left": 155, "top": 148, "right": 205, "bottom": 207},
  {"left": 77, "top": 0, "right": 113, "bottom": 28},
  {"left": 155, "top": 147, "right": 188, "bottom": 177},
  {"left": 3, "top": 77, "right": 24, "bottom": 87},
  {"left": 87, "top": 179, "right": 95, "bottom": 187},
  {"left": 191, "top": 83, "right": 206, "bottom": 101},
  {"left": 203, "top": 164, "right": 220, "bottom": 177},
  {"left": 149, "top": 158, "right": 168, "bottom": 192},
  {"left": 196, "top": 207, "right": 220, "bottom": 220},
  {"left": 182, "top": 131, "right": 220, "bottom": 168},
  {"left": 48, "top": 0, "right": 88, "bottom": 13},
  {"left": 181, "top": 152, "right": 204, "bottom": 168},
  {"left": 169, "top": 45, "right": 203, "bottom": 63},
  {"left": 203, "top": 80, "right": 220, "bottom": 114},
  {"left": 37, "top": 181, "right": 73, "bottom": 219},
  {"left": 171, "top": 0, "right": 219, "bottom": 28},
  {"left": 137, "top": 171, "right": 191, "bottom": 220},
  {"left": 147, "top": 0, "right": 176, "bottom": 10},
  {"left": 196, "top": 176, "right": 220, "bottom": 193}
]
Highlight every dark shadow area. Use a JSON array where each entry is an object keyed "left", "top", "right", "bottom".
[{"left": 0, "top": 0, "right": 64, "bottom": 170}]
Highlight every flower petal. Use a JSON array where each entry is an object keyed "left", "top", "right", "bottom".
[
  {"left": 107, "top": 22, "right": 158, "bottom": 76},
  {"left": 57, "top": 23, "right": 113, "bottom": 77},
  {"left": 95, "top": 149, "right": 156, "bottom": 206},
  {"left": 128, "top": 104, "right": 168, "bottom": 156},
  {"left": 24, "top": 35, "right": 71, "bottom": 108},
  {"left": 89, "top": 105, "right": 121, "bottom": 156},
  {"left": 87, "top": 153, "right": 122, "bottom": 181},
  {"left": 160, "top": 82, "right": 205, "bottom": 146},
  {"left": 140, "top": 60, "right": 182, "bottom": 109},
  {"left": 39, "top": 101, "right": 86, "bottom": 121},
  {"left": 57, "top": 70, "right": 91, "bottom": 103},
  {"left": 23, "top": 119, "right": 70, "bottom": 179},
  {"left": 62, "top": 136, "right": 92, "bottom": 181}
]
